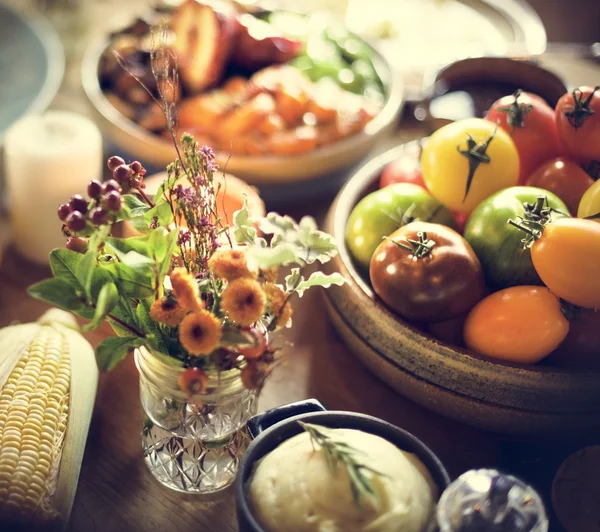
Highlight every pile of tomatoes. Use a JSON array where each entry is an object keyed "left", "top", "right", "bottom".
[{"left": 346, "top": 86, "right": 600, "bottom": 368}]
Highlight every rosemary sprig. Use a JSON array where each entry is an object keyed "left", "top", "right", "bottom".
[{"left": 298, "top": 421, "right": 386, "bottom": 506}]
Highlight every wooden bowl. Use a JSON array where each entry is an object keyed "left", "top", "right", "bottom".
[{"left": 323, "top": 140, "right": 600, "bottom": 436}]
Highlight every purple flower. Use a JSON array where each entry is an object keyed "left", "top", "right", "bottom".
[
  {"left": 199, "top": 146, "right": 215, "bottom": 161},
  {"left": 199, "top": 217, "right": 210, "bottom": 227},
  {"left": 177, "top": 229, "right": 192, "bottom": 246},
  {"left": 149, "top": 216, "right": 159, "bottom": 230},
  {"left": 206, "top": 160, "right": 218, "bottom": 173}
]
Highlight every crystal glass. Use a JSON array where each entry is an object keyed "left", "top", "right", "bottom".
[
  {"left": 437, "top": 469, "right": 548, "bottom": 532},
  {"left": 135, "top": 347, "right": 258, "bottom": 494}
]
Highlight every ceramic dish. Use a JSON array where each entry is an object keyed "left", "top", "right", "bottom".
[
  {"left": 323, "top": 140, "right": 600, "bottom": 436},
  {"left": 0, "top": 4, "right": 64, "bottom": 139},
  {"left": 81, "top": 11, "right": 403, "bottom": 190},
  {"left": 235, "top": 399, "right": 450, "bottom": 532}
]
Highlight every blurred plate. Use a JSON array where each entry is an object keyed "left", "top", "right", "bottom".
[
  {"left": 81, "top": 9, "right": 403, "bottom": 199},
  {"left": 0, "top": 4, "right": 64, "bottom": 140}
]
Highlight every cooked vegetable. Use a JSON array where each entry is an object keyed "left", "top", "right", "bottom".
[
  {"left": 0, "top": 310, "right": 97, "bottom": 528},
  {"left": 509, "top": 216, "right": 600, "bottom": 309},
  {"left": 421, "top": 118, "right": 519, "bottom": 213},
  {"left": 486, "top": 90, "right": 563, "bottom": 184},
  {"left": 464, "top": 286, "right": 569, "bottom": 364},
  {"left": 346, "top": 183, "right": 456, "bottom": 270},
  {"left": 369, "top": 221, "right": 485, "bottom": 322},
  {"left": 463, "top": 188, "right": 569, "bottom": 290}
]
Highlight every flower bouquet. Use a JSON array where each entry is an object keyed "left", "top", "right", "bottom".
[{"left": 27, "top": 34, "right": 344, "bottom": 493}]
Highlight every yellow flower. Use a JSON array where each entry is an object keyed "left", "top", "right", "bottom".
[
  {"left": 221, "top": 278, "right": 266, "bottom": 327},
  {"left": 263, "top": 283, "right": 286, "bottom": 316},
  {"left": 179, "top": 311, "right": 222, "bottom": 356},
  {"left": 276, "top": 302, "right": 293, "bottom": 329},
  {"left": 150, "top": 297, "right": 188, "bottom": 327},
  {"left": 170, "top": 267, "right": 203, "bottom": 312},
  {"left": 261, "top": 267, "right": 279, "bottom": 283},
  {"left": 208, "top": 248, "right": 253, "bottom": 280}
]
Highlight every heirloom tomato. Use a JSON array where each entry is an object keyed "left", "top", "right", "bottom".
[
  {"left": 345, "top": 182, "right": 456, "bottom": 270},
  {"left": 369, "top": 221, "right": 485, "bottom": 322},
  {"left": 464, "top": 286, "right": 569, "bottom": 364},
  {"left": 577, "top": 179, "right": 600, "bottom": 222},
  {"left": 486, "top": 90, "right": 563, "bottom": 184},
  {"left": 548, "top": 308, "right": 600, "bottom": 368},
  {"left": 463, "top": 187, "right": 569, "bottom": 290},
  {"left": 379, "top": 152, "right": 426, "bottom": 190},
  {"left": 510, "top": 216, "right": 600, "bottom": 309},
  {"left": 421, "top": 118, "right": 519, "bottom": 213},
  {"left": 555, "top": 86, "right": 600, "bottom": 161},
  {"left": 526, "top": 157, "right": 594, "bottom": 215}
]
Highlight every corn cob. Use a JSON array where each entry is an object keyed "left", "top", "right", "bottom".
[{"left": 0, "top": 310, "right": 98, "bottom": 529}]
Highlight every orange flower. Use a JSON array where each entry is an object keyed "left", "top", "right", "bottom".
[
  {"left": 263, "top": 283, "right": 286, "bottom": 316},
  {"left": 170, "top": 267, "right": 203, "bottom": 312},
  {"left": 149, "top": 296, "right": 188, "bottom": 327},
  {"left": 276, "top": 302, "right": 293, "bottom": 329},
  {"left": 221, "top": 278, "right": 266, "bottom": 327},
  {"left": 261, "top": 267, "right": 279, "bottom": 283},
  {"left": 179, "top": 311, "right": 222, "bottom": 356},
  {"left": 208, "top": 249, "right": 253, "bottom": 280}
]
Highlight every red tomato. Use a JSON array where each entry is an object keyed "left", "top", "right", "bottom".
[
  {"left": 486, "top": 90, "right": 563, "bottom": 184},
  {"left": 379, "top": 152, "right": 427, "bottom": 190},
  {"left": 452, "top": 211, "right": 469, "bottom": 234},
  {"left": 548, "top": 308, "right": 600, "bottom": 368},
  {"left": 525, "top": 157, "right": 594, "bottom": 215},
  {"left": 555, "top": 86, "right": 600, "bottom": 162}
]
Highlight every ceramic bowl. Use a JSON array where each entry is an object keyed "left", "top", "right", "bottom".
[
  {"left": 322, "top": 140, "right": 600, "bottom": 436},
  {"left": 235, "top": 399, "right": 450, "bottom": 532},
  {"left": 81, "top": 18, "right": 404, "bottom": 189}
]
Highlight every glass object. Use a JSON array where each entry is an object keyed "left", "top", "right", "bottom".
[
  {"left": 437, "top": 469, "right": 548, "bottom": 532},
  {"left": 135, "top": 347, "right": 258, "bottom": 494}
]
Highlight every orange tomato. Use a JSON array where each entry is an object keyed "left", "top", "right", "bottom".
[
  {"left": 464, "top": 286, "right": 569, "bottom": 364},
  {"left": 529, "top": 217, "right": 600, "bottom": 309}
]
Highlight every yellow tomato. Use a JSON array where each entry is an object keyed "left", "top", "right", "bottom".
[
  {"left": 464, "top": 286, "right": 569, "bottom": 364},
  {"left": 421, "top": 118, "right": 520, "bottom": 213},
  {"left": 577, "top": 179, "right": 600, "bottom": 222}
]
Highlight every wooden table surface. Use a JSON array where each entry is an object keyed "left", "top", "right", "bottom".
[{"left": 1, "top": 2, "right": 600, "bottom": 529}]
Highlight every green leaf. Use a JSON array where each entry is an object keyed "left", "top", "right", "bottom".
[
  {"left": 128, "top": 216, "right": 153, "bottom": 235},
  {"left": 232, "top": 199, "right": 266, "bottom": 247},
  {"left": 109, "top": 263, "right": 155, "bottom": 299},
  {"left": 84, "top": 282, "right": 119, "bottom": 332},
  {"left": 107, "top": 301, "right": 139, "bottom": 337},
  {"left": 299, "top": 216, "right": 318, "bottom": 232},
  {"left": 220, "top": 327, "right": 254, "bottom": 347},
  {"left": 146, "top": 198, "right": 173, "bottom": 227},
  {"left": 106, "top": 235, "right": 153, "bottom": 258},
  {"left": 298, "top": 230, "right": 339, "bottom": 264},
  {"left": 49, "top": 249, "right": 83, "bottom": 286},
  {"left": 246, "top": 244, "right": 298, "bottom": 269},
  {"left": 115, "top": 250, "right": 155, "bottom": 267},
  {"left": 153, "top": 171, "right": 178, "bottom": 203},
  {"left": 96, "top": 336, "right": 144, "bottom": 372},
  {"left": 149, "top": 227, "right": 169, "bottom": 262},
  {"left": 285, "top": 268, "right": 302, "bottom": 291},
  {"left": 294, "top": 271, "right": 345, "bottom": 297},
  {"left": 76, "top": 250, "right": 97, "bottom": 303},
  {"left": 157, "top": 229, "right": 178, "bottom": 283},
  {"left": 28, "top": 277, "right": 85, "bottom": 312},
  {"left": 259, "top": 212, "right": 298, "bottom": 236},
  {"left": 123, "top": 194, "right": 150, "bottom": 218},
  {"left": 135, "top": 300, "right": 167, "bottom": 354}
]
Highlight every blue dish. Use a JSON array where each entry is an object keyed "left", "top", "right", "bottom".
[{"left": 0, "top": 4, "right": 64, "bottom": 139}]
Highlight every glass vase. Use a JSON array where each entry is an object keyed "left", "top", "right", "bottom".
[{"left": 135, "top": 347, "right": 258, "bottom": 494}]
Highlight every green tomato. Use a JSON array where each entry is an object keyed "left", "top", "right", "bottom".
[
  {"left": 346, "top": 182, "right": 457, "bottom": 270},
  {"left": 463, "top": 186, "right": 570, "bottom": 290}
]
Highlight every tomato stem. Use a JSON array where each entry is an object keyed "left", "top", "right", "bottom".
[
  {"left": 457, "top": 128, "right": 496, "bottom": 203},
  {"left": 385, "top": 231, "right": 436, "bottom": 259},
  {"left": 493, "top": 89, "right": 533, "bottom": 130},
  {"left": 563, "top": 85, "right": 600, "bottom": 130}
]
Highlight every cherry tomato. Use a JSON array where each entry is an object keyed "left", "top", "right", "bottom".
[
  {"left": 512, "top": 217, "right": 600, "bottom": 309},
  {"left": 548, "top": 308, "right": 600, "bottom": 368},
  {"left": 452, "top": 211, "right": 470, "bottom": 234},
  {"left": 379, "top": 151, "right": 426, "bottom": 190},
  {"left": 238, "top": 327, "right": 267, "bottom": 360},
  {"left": 421, "top": 118, "right": 519, "bottom": 213},
  {"left": 555, "top": 86, "right": 600, "bottom": 162},
  {"left": 577, "top": 179, "right": 600, "bottom": 222},
  {"left": 346, "top": 182, "right": 456, "bottom": 270},
  {"left": 369, "top": 221, "right": 485, "bottom": 322},
  {"left": 464, "top": 286, "right": 569, "bottom": 364},
  {"left": 526, "top": 157, "right": 593, "bottom": 215},
  {"left": 464, "top": 188, "right": 569, "bottom": 290},
  {"left": 486, "top": 90, "right": 564, "bottom": 184},
  {"left": 427, "top": 314, "right": 467, "bottom": 347}
]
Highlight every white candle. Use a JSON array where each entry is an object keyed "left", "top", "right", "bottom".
[{"left": 4, "top": 111, "right": 102, "bottom": 264}]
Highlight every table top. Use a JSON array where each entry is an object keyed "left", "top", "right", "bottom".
[{"left": 1, "top": 2, "right": 600, "bottom": 528}]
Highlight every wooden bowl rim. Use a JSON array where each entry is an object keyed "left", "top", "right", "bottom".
[{"left": 329, "top": 139, "right": 600, "bottom": 379}]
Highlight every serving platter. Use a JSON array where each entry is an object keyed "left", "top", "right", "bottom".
[
  {"left": 323, "top": 140, "right": 600, "bottom": 436},
  {"left": 81, "top": 5, "right": 403, "bottom": 200}
]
